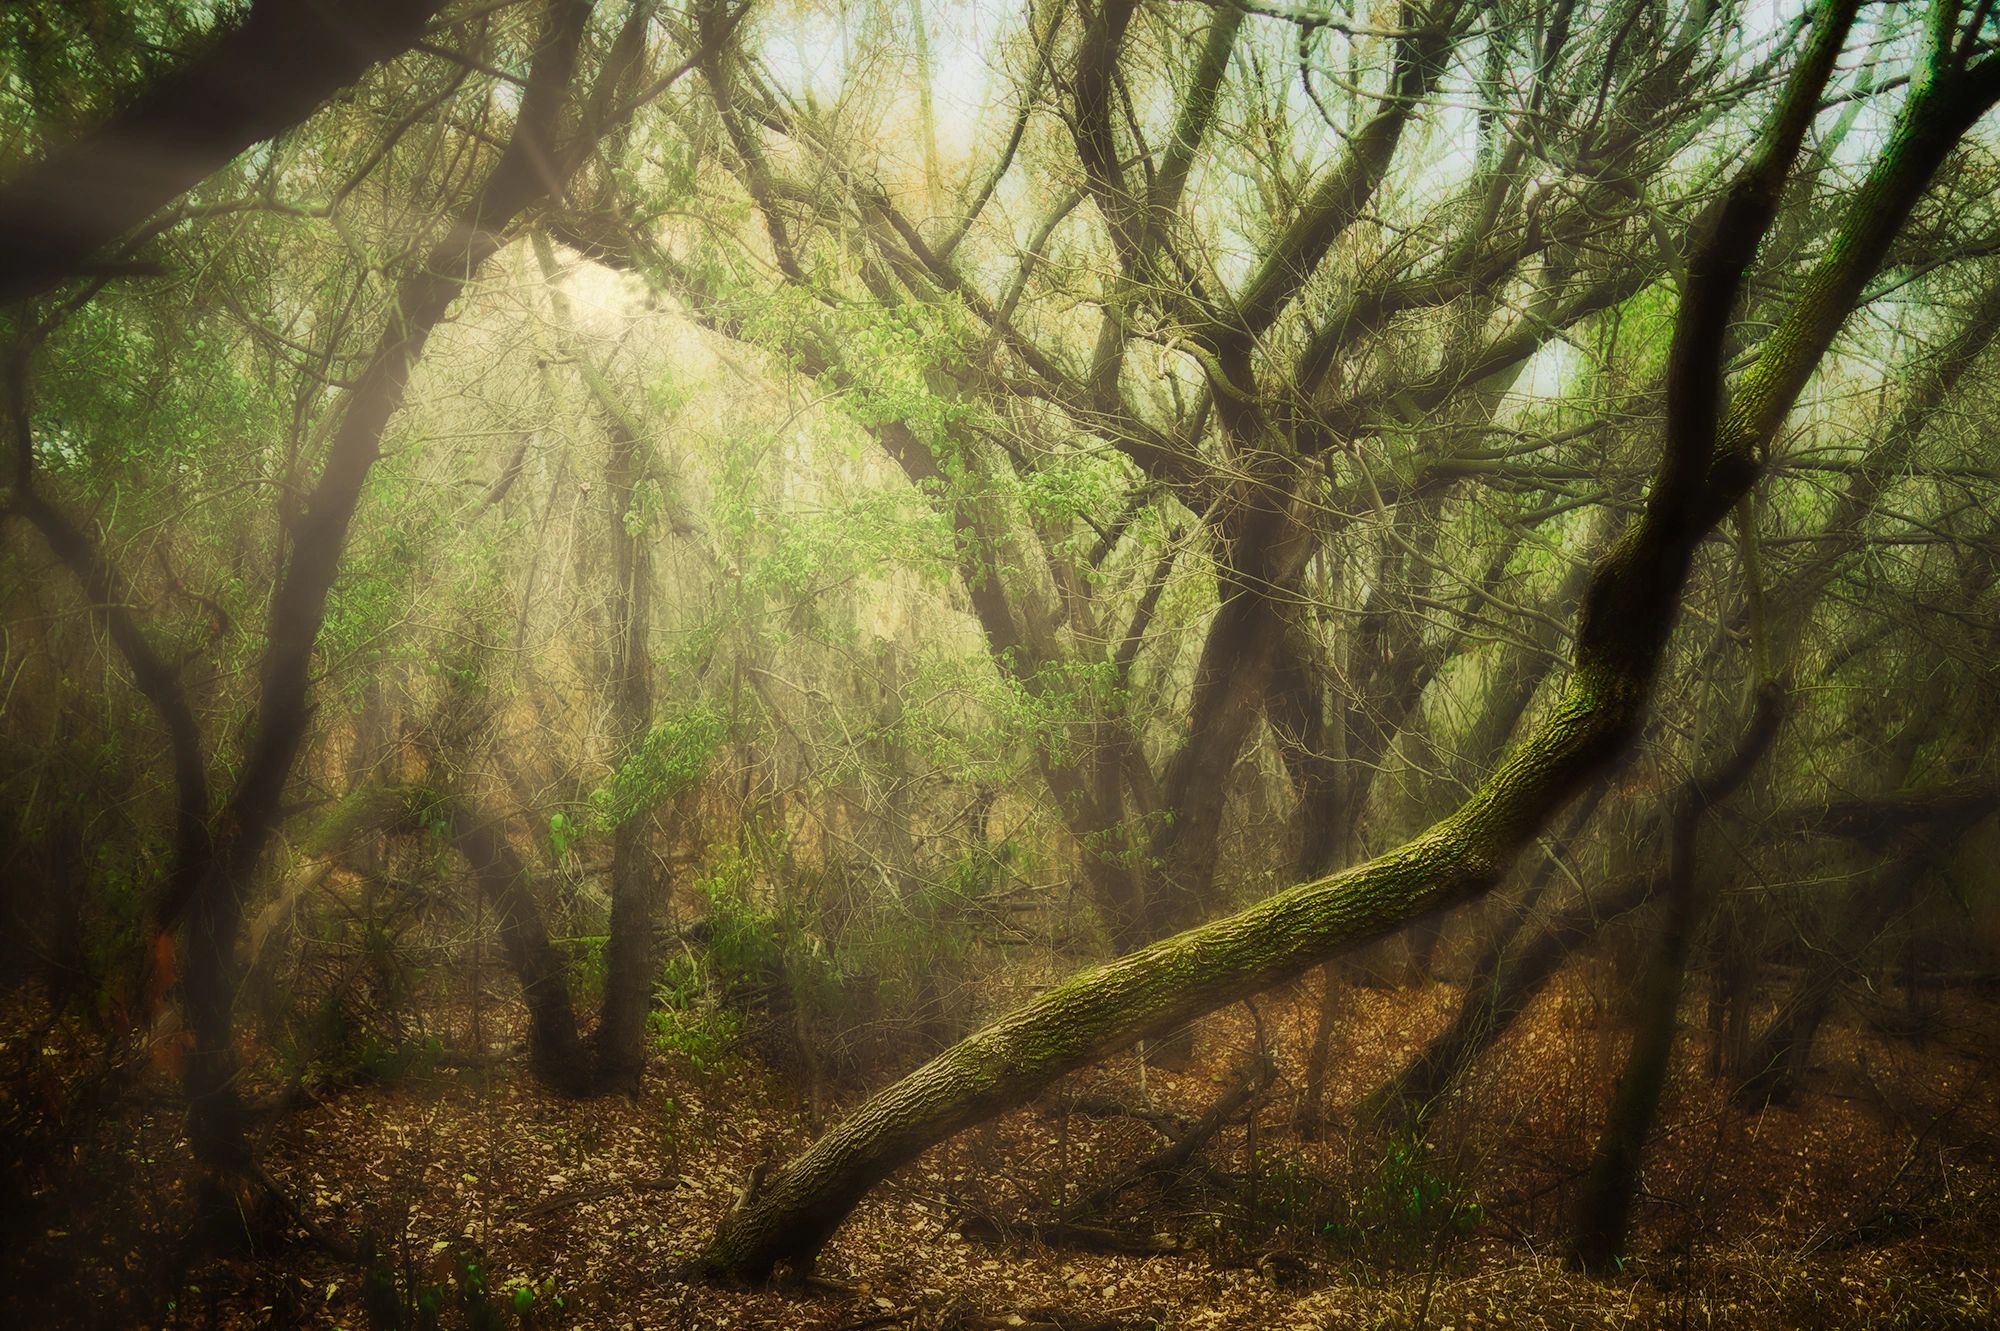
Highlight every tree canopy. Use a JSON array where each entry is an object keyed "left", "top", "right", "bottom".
[{"left": 4, "top": 1, "right": 2000, "bottom": 1325}]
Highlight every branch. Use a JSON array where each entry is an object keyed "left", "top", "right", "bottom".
[{"left": 0, "top": 0, "right": 453, "bottom": 305}]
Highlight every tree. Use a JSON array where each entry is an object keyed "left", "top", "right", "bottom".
[
  {"left": 699, "top": 2, "right": 2000, "bottom": 1277},
  {"left": 1, "top": 0, "right": 695, "bottom": 1239},
  {"left": 0, "top": 0, "right": 455, "bottom": 305}
]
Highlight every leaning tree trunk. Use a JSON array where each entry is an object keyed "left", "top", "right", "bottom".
[{"left": 700, "top": 8, "right": 1980, "bottom": 1274}]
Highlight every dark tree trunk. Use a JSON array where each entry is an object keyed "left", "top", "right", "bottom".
[
  {"left": 596, "top": 818, "right": 660, "bottom": 1093},
  {"left": 1568, "top": 688, "right": 1786, "bottom": 1273},
  {"left": 1568, "top": 824, "right": 1705, "bottom": 1274},
  {"left": 589, "top": 413, "right": 661, "bottom": 1094},
  {"left": 172, "top": 1, "right": 600, "bottom": 1235},
  {"left": 1737, "top": 852, "right": 1927, "bottom": 1105},
  {"left": 450, "top": 800, "right": 592, "bottom": 1097},
  {"left": 1140, "top": 474, "right": 1306, "bottom": 938},
  {"left": 1705, "top": 894, "right": 1759, "bottom": 1079}
]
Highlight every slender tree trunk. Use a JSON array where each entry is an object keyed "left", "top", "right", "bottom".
[
  {"left": 1568, "top": 827, "right": 1705, "bottom": 1273},
  {"left": 1705, "top": 894, "right": 1758, "bottom": 1079},
  {"left": 173, "top": 2, "right": 600, "bottom": 1237},
  {"left": 450, "top": 799, "right": 592, "bottom": 1097},
  {"left": 1568, "top": 687, "right": 1786, "bottom": 1273},
  {"left": 588, "top": 380, "right": 661, "bottom": 1096}
]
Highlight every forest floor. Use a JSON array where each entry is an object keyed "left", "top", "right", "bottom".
[{"left": 3, "top": 963, "right": 1996, "bottom": 1330}]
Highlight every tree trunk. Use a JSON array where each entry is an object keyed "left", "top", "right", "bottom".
[
  {"left": 588, "top": 352, "right": 662, "bottom": 1097},
  {"left": 449, "top": 799, "right": 592, "bottom": 1097},
  {"left": 1140, "top": 470, "right": 1307, "bottom": 941},
  {"left": 1568, "top": 826, "right": 1704, "bottom": 1273},
  {"left": 173, "top": 1, "right": 600, "bottom": 1235},
  {"left": 1567, "top": 687, "right": 1786, "bottom": 1273}
]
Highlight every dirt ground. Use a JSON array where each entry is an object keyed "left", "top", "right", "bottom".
[{"left": 3, "top": 965, "right": 1995, "bottom": 1330}]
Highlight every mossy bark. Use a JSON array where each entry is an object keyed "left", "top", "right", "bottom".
[{"left": 703, "top": 662, "right": 1649, "bottom": 1274}]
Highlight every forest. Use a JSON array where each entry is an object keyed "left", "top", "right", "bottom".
[{"left": 2, "top": 0, "right": 1998, "bottom": 1326}]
